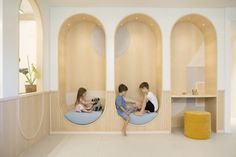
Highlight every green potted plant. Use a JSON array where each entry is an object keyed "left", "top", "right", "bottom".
[{"left": 19, "top": 57, "right": 40, "bottom": 93}]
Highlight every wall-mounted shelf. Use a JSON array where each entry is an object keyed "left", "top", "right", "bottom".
[{"left": 171, "top": 94, "right": 217, "bottom": 98}]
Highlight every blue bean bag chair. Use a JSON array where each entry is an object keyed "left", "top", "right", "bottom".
[
  {"left": 129, "top": 112, "right": 158, "bottom": 125},
  {"left": 64, "top": 111, "right": 102, "bottom": 125}
]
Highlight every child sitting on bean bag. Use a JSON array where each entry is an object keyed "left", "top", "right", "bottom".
[
  {"left": 75, "top": 87, "right": 94, "bottom": 113},
  {"left": 135, "top": 82, "right": 159, "bottom": 116},
  {"left": 115, "top": 84, "right": 140, "bottom": 136}
]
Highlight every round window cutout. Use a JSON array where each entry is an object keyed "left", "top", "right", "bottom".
[
  {"left": 91, "top": 26, "right": 105, "bottom": 56},
  {"left": 59, "top": 14, "right": 106, "bottom": 125},
  {"left": 115, "top": 25, "right": 130, "bottom": 57},
  {"left": 115, "top": 14, "right": 162, "bottom": 125}
]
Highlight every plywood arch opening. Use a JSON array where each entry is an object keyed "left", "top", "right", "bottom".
[
  {"left": 19, "top": 0, "right": 43, "bottom": 92},
  {"left": 18, "top": 0, "right": 45, "bottom": 139},
  {"left": 171, "top": 14, "right": 217, "bottom": 95},
  {"left": 58, "top": 14, "right": 106, "bottom": 125},
  {"left": 170, "top": 14, "right": 218, "bottom": 130},
  {"left": 115, "top": 14, "right": 162, "bottom": 125}
]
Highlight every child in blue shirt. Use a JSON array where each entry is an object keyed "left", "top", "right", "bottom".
[{"left": 115, "top": 84, "right": 140, "bottom": 136}]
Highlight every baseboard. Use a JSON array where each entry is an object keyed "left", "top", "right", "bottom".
[{"left": 50, "top": 130, "right": 171, "bottom": 135}]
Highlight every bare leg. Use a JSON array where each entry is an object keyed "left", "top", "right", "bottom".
[
  {"left": 135, "top": 102, "right": 142, "bottom": 110},
  {"left": 135, "top": 98, "right": 147, "bottom": 116},
  {"left": 122, "top": 120, "right": 129, "bottom": 136},
  {"left": 140, "top": 99, "right": 146, "bottom": 113}
]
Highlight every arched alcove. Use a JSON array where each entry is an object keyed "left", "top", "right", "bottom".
[
  {"left": 19, "top": 0, "right": 43, "bottom": 93},
  {"left": 171, "top": 14, "right": 217, "bottom": 129},
  {"left": 17, "top": 0, "right": 45, "bottom": 140},
  {"left": 59, "top": 14, "right": 106, "bottom": 125},
  {"left": 115, "top": 14, "right": 162, "bottom": 125}
]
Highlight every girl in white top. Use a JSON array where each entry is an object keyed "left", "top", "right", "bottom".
[{"left": 135, "top": 82, "right": 159, "bottom": 116}]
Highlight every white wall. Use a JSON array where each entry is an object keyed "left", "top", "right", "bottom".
[
  {"left": 224, "top": 8, "right": 236, "bottom": 132},
  {"left": 1, "top": 0, "right": 20, "bottom": 97},
  {"left": 36, "top": 0, "right": 50, "bottom": 92},
  {"left": 0, "top": 0, "right": 3, "bottom": 98},
  {"left": 0, "top": 0, "right": 50, "bottom": 98},
  {"left": 50, "top": 8, "right": 225, "bottom": 92},
  {"left": 231, "top": 21, "right": 236, "bottom": 119}
]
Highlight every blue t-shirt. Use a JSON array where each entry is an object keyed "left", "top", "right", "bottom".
[{"left": 115, "top": 95, "right": 127, "bottom": 115}]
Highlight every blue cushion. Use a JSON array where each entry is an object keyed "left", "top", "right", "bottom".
[
  {"left": 129, "top": 112, "right": 158, "bottom": 125},
  {"left": 64, "top": 111, "right": 102, "bottom": 125}
]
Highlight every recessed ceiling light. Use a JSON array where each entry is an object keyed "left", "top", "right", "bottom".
[{"left": 19, "top": 9, "right": 24, "bottom": 15}]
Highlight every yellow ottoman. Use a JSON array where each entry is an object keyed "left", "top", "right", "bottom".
[{"left": 184, "top": 111, "right": 211, "bottom": 140}]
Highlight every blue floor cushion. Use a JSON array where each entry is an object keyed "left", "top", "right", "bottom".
[
  {"left": 64, "top": 111, "right": 102, "bottom": 125},
  {"left": 129, "top": 112, "right": 158, "bottom": 125}
]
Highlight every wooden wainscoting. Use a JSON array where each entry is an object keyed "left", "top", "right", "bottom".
[
  {"left": 216, "top": 90, "right": 225, "bottom": 132},
  {"left": 50, "top": 91, "right": 171, "bottom": 133},
  {"left": 50, "top": 91, "right": 118, "bottom": 132},
  {"left": 0, "top": 92, "right": 50, "bottom": 157},
  {"left": 204, "top": 90, "right": 224, "bottom": 133}
]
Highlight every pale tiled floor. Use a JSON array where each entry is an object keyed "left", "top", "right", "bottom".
[{"left": 19, "top": 124, "right": 236, "bottom": 157}]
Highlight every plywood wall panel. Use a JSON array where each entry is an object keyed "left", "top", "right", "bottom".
[
  {"left": 171, "top": 14, "right": 218, "bottom": 129},
  {"left": 205, "top": 31, "right": 217, "bottom": 94},
  {"left": 115, "top": 21, "right": 162, "bottom": 102},
  {"left": 51, "top": 91, "right": 115, "bottom": 132},
  {"left": 0, "top": 93, "right": 50, "bottom": 157},
  {"left": 216, "top": 90, "right": 224, "bottom": 132},
  {"left": 50, "top": 91, "right": 171, "bottom": 133},
  {"left": 1, "top": 100, "right": 18, "bottom": 157},
  {"left": 205, "top": 98, "right": 217, "bottom": 132},
  {"left": 64, "top": 21, "right": 105, "bottom": 92},
  {"left": 171, "top": 22, "right": 205, "bottom": 94}
]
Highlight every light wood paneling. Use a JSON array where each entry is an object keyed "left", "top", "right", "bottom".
[
  {"left": 115, "top": 14, "right": 162, "bottom": 104},
  {"left": 51, "top": 91, "right": 119, "bottom": 132},
  {"left": 58, "top": 14, "right": 106, "bottom": 115},
  {"left": 205, "top": 97, "right": 217, "bottom": 132},
  {"left": 54, "top": 14, "right": 171, "bottom": 132},
  {"left": 205, "top": 90, "right": 224, "bottom": 132},
  {"left": 50, "top": 91, "right": 171, "bottom": 132},
  {"left": 205, "top": 30, "right": 217, "bottom": 94},
  {"left": 171, "top": 14, "right": 218, "bottom": 129},
  {"left": 171, "top": 22, "right": 205, "bottom": 94},
  {"left": 216, "top": 90, "right": 224, "bottom": 132},
  {"left": 171, "top": 14, "right": 217, "bottom": 95},
  {"left": 64, "top": 21, "right": 105, "bottom": 92},
  {"left": 172, "top": 95, "right": 216, "bottom": 98},
  {"left": 0, "top": 92, "right": 50, "bottom": 157},
  {"left": 0, "top": 99, "right": 18, "bottom": 157}
]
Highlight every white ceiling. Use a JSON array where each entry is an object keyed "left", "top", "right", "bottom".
[{"left": 49, "top": 0, "right": 236, "bottom": 7}]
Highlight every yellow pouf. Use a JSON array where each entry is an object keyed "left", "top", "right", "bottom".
[{"left": 184, "top": 111, "right": 211, "bottom": 140}]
